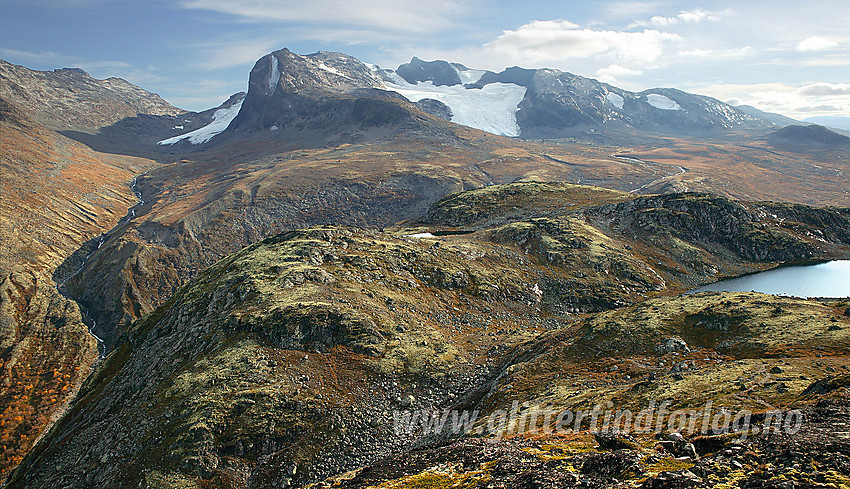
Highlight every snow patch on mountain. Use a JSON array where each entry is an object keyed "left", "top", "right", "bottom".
[
  {"left": 646, "top": 94, "right": 682, "bottom": 111},
  {"left": 606, "top": 93, "right": 624, "bottom": 110},
  {"left": 158, "top": 99, "right": 244, "bottom": 145},
  {"left": 268, "top": 56, "right": 280, "bottom": 93},
  {"left": 455, "top": 67, "right": 486, "bottom": 85},
  {"left": 385, "top": 79, "right": 526, "bottom": 137},
  {"left": 317, "top": 61, "right": 351, "bottom": 80}
]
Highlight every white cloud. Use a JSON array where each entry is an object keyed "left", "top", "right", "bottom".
[
  {"left": 627, "top": 8, "right": 727, "bottom": 29},
  {"left": 179, "top": 0, "right": 469, "bottom": 35},
  {"left": 189, "top": 38, "right": 284, "bottom": 70},
  {"left": 796, "top": 36, "right": 839, "bottom": 51},
  {"left": 796, "top": 82, "right": 850, "bottom": 96},
  {"left": 596, "top": 64, "right": 642, "bottom": 84},
  {"left": 799, "top": 56, "right": 850, "bottom": 67},
  {"left": 649, "top": 9, "right": 718, "bottom": 26},
  {"left": 680, "top": 48, "right": 711, "bottom": 57},
  {"left": 694, "top": 81, "right": 850, "bottom": 119},
  {"left": 678, "top": 46, "right": 754, "bottom": 60},
  {"left": 481, "top": 20, "right": 682, "bottom": 66}
]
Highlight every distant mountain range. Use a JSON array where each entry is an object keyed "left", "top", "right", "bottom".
[
  {"left": 0, "top": 59, "right": 182, "bottom": 133},
  {"left": 1, "top": 50, "right": 818, "bottom": 151},
  {"left": 376, "top": 55, "right": 777, "bottom": 138},
  {"left": 174, "top": 48, "right": 784, "bottom": 144}
]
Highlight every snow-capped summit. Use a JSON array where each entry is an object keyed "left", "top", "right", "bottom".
[
  {"left": 369, "top": 56, "right": 774, "bottom": 138},
  {"left": 168, "top": 49, "right": 784, "bottom": 146},
  {"left": 256, "top": 49, "right": 385, "bottom": 96}
]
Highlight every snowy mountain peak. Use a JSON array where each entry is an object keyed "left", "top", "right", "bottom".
[
  {"left": 175, "top": 49, "right": 785, "bottom": 145},
  {"left": 254, "top": 49, "right": 385, "bottom": 96},
  {"left": 375, "top": 58, "right": 771, "bottom": 138},
  {"left": 384, "top": 76, "right": 526, "bottom": 137}
]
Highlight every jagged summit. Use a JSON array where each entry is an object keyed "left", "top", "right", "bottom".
[
  {"left": 257, "top": 48, "right": 385, "bottom": 96},
  {"left": 222, "top": 48, "right": 421, "bottom": 138}
]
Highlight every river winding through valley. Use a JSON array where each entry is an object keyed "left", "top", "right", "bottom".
[{"left": 54, "top": 171, "right": 149, "bottom": 358}]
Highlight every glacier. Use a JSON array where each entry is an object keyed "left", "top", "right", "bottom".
[
  {"left": 454, "top": 66, "right": 486, "bottom": 85},
  {"left": 384, "top": 79, "right": 526, "bottom": 137},
  {"left": 158, "top": 99, "right": 244, "bottom": 146}
]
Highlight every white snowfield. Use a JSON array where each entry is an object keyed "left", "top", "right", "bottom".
[
  {"left": 606, "top": 92, "right": 625, "bottom": 110},
  {"left": 646, "top": 93, "right": 682, "bottom": 111},
  {"left": 384, "top": 78, "right": 526, "bottom": 137},
  {"left": 268, "top": 55, "right": 280, "bottom": 93},
  {"left": 158, "top": 99, "right": 244, "bottom": 146},
  {"left": 455, "top": 66, "right": 486, "bottom": 85},
  {"left": 317, "top": 62, "right": 350, "bottom": 79}
]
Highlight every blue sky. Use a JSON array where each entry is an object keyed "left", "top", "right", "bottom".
[{"left": 2, "top": 0, "right": 848, "bottom": 119}]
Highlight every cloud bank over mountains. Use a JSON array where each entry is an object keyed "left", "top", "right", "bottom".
[{"left": 1, "top": 0, "right": 847, "bottom": 118}]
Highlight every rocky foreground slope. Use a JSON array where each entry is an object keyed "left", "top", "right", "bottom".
[
  {"left": 8, "top": 183, "right": 850, "bottom": 488},
  {"left": 315, "top": 288, "right": 850, "bottom": 488}
]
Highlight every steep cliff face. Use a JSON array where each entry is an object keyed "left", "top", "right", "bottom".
[
  {"left": 585, "top": 193, "right": 850, "bottom": 262},
  {"left": 226, "top": 49, "right": 413, "bottom": 138}
]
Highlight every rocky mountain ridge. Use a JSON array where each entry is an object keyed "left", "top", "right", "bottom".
[
  {"left": 0, "top": 59, "right": 183, "bottom": 133},
  {"left": 376, "top": 57, "right": 777, "bottom": 139}
]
